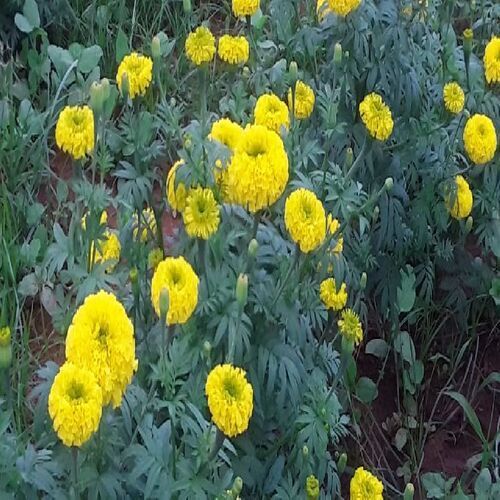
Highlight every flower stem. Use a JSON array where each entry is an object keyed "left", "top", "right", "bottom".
[
  {"left": 345, "top": 135, "right": 368, "bottom": 181},
  {"left": 71, "top": 447, "right": 79, "bottom": 499},
  {"left": 208, "top": 427, "right": 225, "bottom": 462},
  {"left": 271, "top": 245, "right": 300, "bottom": 307}
]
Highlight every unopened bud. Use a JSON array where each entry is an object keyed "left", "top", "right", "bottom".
[
  {"left": 305, "top": 475, "right": 320, "bottom": 500},
  {"left": 404, "top": 483, "right": 415, "bottom": 500},
  {"left": 464, "top": 108, "right": 470, "bottom": 119},
  {"left": 345, "top": 147, "right": 353, "bottom": 169},
  {"left": 372, "top": 205, "right": 380, "bottom": 223},
  {"left": 101, "top": 78, "right": 110, "bottom": 101},
  {"left": 333, "top": 43, "right": 343, "bottom": 66},
  {"left": 289, "top": 61, "right": 298, "bottom": 82},
  {"left": 302, "top": 445, "right": 309, "bottom": 457},
  {"left": 465, "top": 216, "right": 473, "bottom": 233},
  {"left": 183, "top": 134, "right": 192, "bottom": 150},
  {"left": 231, "top": 477, "right": 243, "bottom": 496},
  {"left": 384, "top": 177, "right": 394, "bottom": 191},
  {"left": 236, "top": 274, "right": 248, "bottom": 308},
  {"left": 120, "top": 71, "right": 129, "bottom": 99},
  {"left": 129, "top": 267, "right": 138, "bottom": 284},
  {"left": 0, "top": 327, "right": 12, "bottom": 369},
  {"left": 242, "top": 66, "right": 250, "bottom": 80},
  {"left": 151, "top": 35, "right": 161, "bottom": 59},
  {"left": 203, "top": 340, "right": 212, "bottom": 357},
  {"left": 248, "top": 238, "right": 259, "bottom": 258},
  {"left": 159, "top": 288, "right": 169, "bottom": 320},
  {"left": 183, "top": 0, "right": 192, "bottom": 14},
  {"left": 148, "top": 248, "right": 163, "bottom": 270},
  {"left": 337, "top": 452, "right": 347, "bottom": 475},
  {"left": 360, "top": 272, "right": 367, "bottom": 290},
  {"left": 90, "top": 81, "right": 104, "bottom": 113}
]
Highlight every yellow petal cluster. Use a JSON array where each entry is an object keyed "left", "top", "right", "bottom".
[
  {"left": 284, "top": 188, "right": 326, "bottom": 253},
  {"left": 443, "top": 82, "right": 465, "bottom": 114},
  {"left": 65, "top": 291, "right": 137, "bottom": 408},
  {"left": 55, "top": 105, "right": 94, "bottom": 160},
  {"left": 48, "top": 362, "right": 103, "bottom": 447},
  {"left": 254, "top": 93, "right": 290, "bottom": 133},
  {"left": 327, "top": 214, "right": 344, "bottom": 254},
  {"left": 81, "top": 210, "right": 107, "bottom": 231},
  {"left": 288, "top": 80, "right": 315, "bottom": 119},
  {"left": 337, "top": 308, "right": 363, "bottom": 345},
  {"left": 205, "top": 364, "right": 253, "bottom": 437},
  {"left": 210, "top": 118, "right": 244, "bottom": 150},
  {"left": 151, "top": 256, "right": 199, "bottom": 325},
  {"left": 232, "top": 0, "right": 259, "bottom": 17},
  {"left": 183, "top": 187, "right": 220, "bottom": 239},
  {"left": 463, "top": 114, "right": 497, "bottom": 165},
  {"left": 350, "top": 466, "right": 384, "bottom": 500},
  {"left": 133, "top": 208, "right": 157, "bottom": 242},
  {"left": 91, "top": 231, "right": 121, "bottom": 271},
  {"left": 167, "top": 160, "right": 188, "bottom": 213},
  {"left": 483, "top": 36, "right": 500, "bottom": 84},
  {"left": 359, "top": 93, "right": 393, "bottom": 141},
  {"left": 445, "top": 175, "right": 473, "bottom": 220},
  {"left": 116, "top": 53, "right": 153, "bottom": 99},
  {"left": 225, "top": 125, "right": 289, "bottom": 213},
  {"left": 320, "top": 278, "right": 348, "bottom": 311},
  {"left": 185, "top": 26, "right": 216, "bottom": 66},
  {"left": 306, "top": 475, "right": 320, "bottom": 500},
  {"left": 218, "top": 35, "right": 249, "bottom": 65},
  {"left": 327, "top": 0, "right": 362, "bottom": 17},
  {"left": 317, "top": 0, "right": 331, "bottom": 21}
]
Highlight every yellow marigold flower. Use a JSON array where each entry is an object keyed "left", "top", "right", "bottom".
[
  {"left": 359, "top": 93, "right": 393, "bottom": 141},
  {"left": 288, "top": 80, "right": 315, "bottom": 119},
  {"left": 484, "top": 36, "right": 500, "bottom": 84},
  {"left": 320, "top": 278, "right": 348, "bottom": 311},
  {"left": 183, "top": 187, "right": 220, "bottom": 239},
  {"left": 218, "top": 35, "right": 249, "bottom": 65},
  {"left": 48, "top": 362, "right": 102, "bottom": 447},
  {"left": 81, "top": 210, "right": 107, "bottom": 231},
  {"left": 205, "top": 364, "right": 253, "bottom": 437},
  {"left": 0, "top": 326, "right": 10, "bottom": 346},
  {"left": 185, "top": 26, "right": 216, "bottom": 66},
  {"left": 328, "top": 0, "right": 362, "bottom": 17},
  {"left": 443, "top": 82, "right": 465, "bottom": 114},
  {"left": 254, "top": 93, "right": 290, "bottom": 133},
  {"left": 284, "top": 188, "right": 326, "bottom": 253},
  {"left": 210, "top": 118, "right": 244, "bottom": 150},
  {"left": 306, "top": 475, "right": 320, "bottom": 500},
  {"left": 337, "top": 308, "right": 363, "bottom": 345},
  {"left": 350, "top": 466, "right": 384, "bottom": 500},
  {"left": 148, "top": 248, "right": 164, "bottom": 271},
  {"left": 225, "top": 125, "right": 289, "bottom": 213},
  {"left": 167, "top": 160, "right": 188, "bottom": 213},
  {"left": 327, "top": 214, "right": 344, "bottom": 254},
  {"left": 55, "top": 105, "right": 94, "bottom": 160},
  {"left": 91, "top": 231, "right": 121, "bottom": 271},
  {"left": 151, "top": 256, "right": 199, "bottom": 325},
  {"left": 232, "top": 0, "right": 259, "bottom": 17},
  {"left": 463, "top": 114, "right": 497, "bottom": 165},
  {"left": 317, "top": 0, "right": 331, "bottom": 21},
  {"left": 116, "top": 52, "right": 153, "bottom": 99},
  {"left": 133, "top": 208, "right": 157, "bottom": 242},
  {"left": 445, "top": 175, "right": 473, "bottom": 220},
  {"left": 66, "top": 291, "right": 137, "bottom": 408}
]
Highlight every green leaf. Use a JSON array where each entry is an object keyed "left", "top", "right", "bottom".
[
  {"left": 23, "top": 0, "right": 40, "bottom": 28},
  {"left": 397, "top": 265, "right": 416, "bottom": 312},
  {"left": 78, "top": 45, "right": 103, "bottom": 73},
  {"left": 355, "top": 377, "right": 378, "bottom": 404},
  {"left": 421, "top": 472, "right": 449, "bottom": 499},
  {"left": 394, "top": 331, "right": 415, "bottom": 364},
  {"left": 115, "top": 28, "right": 129, "bottom": 64},
  {"left": 14, "top": 14, "right": 33, "bottom": 33},
  {"left": 474, "top": 468, "right": 491, "bottom": 498},
  {"left": 394, "top": 427, "right": 408, "bottom": 451},
  {"left": 47, "top": 45, "right": 75, "bottom": 75},
  {"left": 365, "top": 338, "right": 389, "bottom": 359}
]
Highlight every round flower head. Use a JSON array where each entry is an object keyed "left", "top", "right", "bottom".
[
  {"left": 167, "top": 160, "right": 188, "bottom": 213},
  {"left": 443, "top": 82, "right": 465, "bottom": 114},
  {"left": 151, "top": 256, "right": 199, "bottom": 325},
  {"left": 232, "top": 0, "right": 259, "bottom": 17},
  {"left": 445, "top": 175, "right": 473, "bottom": 220},
  {"left": 359, "top": 93, "right": 393, "bottom": 141},
  {"left": 133, "top": 208, "right": 157, "bottom": 242},
  {"left": 306, "top": 475, "right": 320, "bottom": 500},
  {"left": 317, "top": 0, "right": 331, "bottom": 21},
  {"left": 91, "top": 231, "right": 121, "bottom": 271},
  {"left": 463, "top": 114, "right": 497, "bottom": 165},
  {"left": 320, "top": 278, "right": 348, "bottom": 311},
  {"left": 225, "top": 125, "right": 289, "bottom": 212},
  {"left": 350, "top": 466, "right": 384, "bottom": 500},
  {"left": 337, "top": 308, "right": 363, "bottom": 345},
  {"left": 55, "top": 105, "right": 94, "bottom": 160},
  {"left": 182, "top": 187, "right": 220, "bottom": 239},
  {"left": 116, "top": 53, "right": 153, "bottom": 98},
  {"left": 185, "top": 26, "right": 216, "bottom": 66},
  {"left": 210, "top": 118, "right": 244, "bottom": 150},
  {"left": 218, "top": 35, "right": 249, "bottom": 65},
  {"left": 66, "top": 290, "right": 137, "bottom": 408},
  {"left": 288, "top": 80, "right": 315, "bottom": 119},
  {"left": 328, "top": 0, "right": 362, "bottom": 17},
  {"left": 284, "top": 188, "right": 326, "bottom": 253},
  {"left": 327, "top": 214, "right": 344, "bottom": 253},
  {"left": 483, "top": 36, "right": 500, "bottom": 84},
  {"left": 254, "top": 93, "right": 290, "bottom": 133},
  {"left": 205, "top": 364, "right": 253, "bottom": 437},
  {"left": 48, "top": 362, "right": 103, "bottom": 447}
]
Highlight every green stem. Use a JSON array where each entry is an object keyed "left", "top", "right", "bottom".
[
  {"left": 208, "top": 428, "right": 225, "bottom": 462},
  {"left": 71, "top": 447, "right": 79, "bottom": 499},
  {"left": 345, "top": 136, "right": 368, "bottom": 181},
  {"left": 227, "top": 309, "right": 242, "bottom": 364},
  {"left": 271, "top": 245, "right": 300, "bottom": 307}
]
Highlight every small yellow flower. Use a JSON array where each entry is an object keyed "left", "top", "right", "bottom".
[
  {"left": 463, "top": 114, "right": 497, "bottom": 165},
  {"left": 205, "top": 364, "right": 253, "bottom": 437},
  {"left": 350, "top": 466, "right": 384, "bottom": 500},
  {"left": 337, "top": 308, "right": 363, "bottom": 345},
  {"left": 218, "top": 35, "right": 249, "bottom": 65},
  {"left": 254, "top": 93, "right": 290, "bottom": 133},
  {"left": 443, "top": 82, "right": 465, "bottom": 114},
  {"left": 320, "top": 278, "right": 348, "bottom": 311},
  {"left": 166, "top": 160, "right": 188, "bottom": 213},
  {"left": 232, "top": 0, "right": 259, "bottom": 17},
  {"left": 133, "top": 208, "right": 157, "bottom": 242},
  {"left": 288, "top": 80, "right": 315, "bottom": 119},
  {"left": 327, "top": 214, "right": 344, "bottom": 254},
  {"left": 306, "top": 475, "right": 320, "bottom": 500},
  {"left": 116, "top": 52, "right": 153, "bottom": 98},
  {"left": 210, "top": 118, "right": 244, "bottom": 150},
  {"left": 185, "top": 26, "right": 216, "bottom": 66},
  {"left": 327, "top": 0, "right": 362, "bottom": 17},
  {"left": 483, "top": 36, "right": 500, "bottom": 85},
  {"left": 359, "top": 93, "right": 393, "bottom": 141},
  {"left": 445, "top": 175, "right": 473, "bottom": 220},
  {"left": 183, "top": 187, "right": 220, "bottom": 239},
  {"left": 55, "top": 105, "right": 94, "bottom": 160}
]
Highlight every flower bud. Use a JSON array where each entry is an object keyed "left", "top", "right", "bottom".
[
  {"left": 90, "top": 81, "right": 104, "bottom": 114},
  {"left": 101, "top": 77, "right": 110, "bottom": 101},
  {"left": 302, "top": 445, "right": 309, "bottom": 457},
  {"left": 120, "top": 71, "right": 130, "bottom": 99},
  {"left": 360, "top": 272, "right": 367, "bottom": 290},
  {"left": 203, "top": 340, "right": 212, "bottom": 357},
  {"left": 465, "top": 216, "right": 473, "bottom": 234},
  {"left": 337, "top": 452, "right": 347, "bottom": 474},
  {"left": 231, "top": 477, "right": 243, "bottom": 496},
  {"left": 236, "top": 274, "right": 248, "bottom": 308},
  {"left": 345, "top": 147, "right": 353, "bottom": 169},
  {"left": 129, "top": 267, "right": 138, "bottom": 284},
  {"left": 248, "top": 238, "right": 259, "bottom": 258},
  {"left": 372, "top": 205, "right": 380, "bottom": 223},
  {"left": 404, "top": 483, "right": 415, "bottom": 500},
  {"left": 305, "top": 475, "right": 319, "bottom": 500},
  {"left": 384, "top": 177, "right": 394, "bottom": 191},
  {"left": 0, "top": 327, "right": 12, "bottom": 369},
  {"left": 151, "top": 35, "right": 161, "bottom": 59},
  {"left": 159, "top": 288, "right": 169, "bottom": 320},
  {"left": 289, "top": 61, "right": 298, "bottom": 83},
  {"left": 183, "top": 134, "right": 192, "bottom": 150},
  {"left": 463, "top": 108, "right": 470, "bottom": 119},
  {"left": 148, "top": 248, "right": 164, "bottom": 270},
  {"left": 183, "top": 0, "right": 192, "bottom": 14},
  {"left": 333, "top": 43, "right": 343, "bottom": 66}
]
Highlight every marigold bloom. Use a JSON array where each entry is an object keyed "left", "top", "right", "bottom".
[
  {"left": 284, "top": 188, "right": 326, "bottom": 253},
  {"left": 350, "top": 466, "right": 384, "bottom": 500},
  {"left": 151, "top": 256, "right": 199, "bottom": 325},
  {"left": 218, "top": 35, "right": 249, "bottom": 65},
  {"left": 55, "top": 105, "right": 94, "bottom": 160},
  {"left": 359, "top": 93, "right": 393, "bottom": 141},
  {"left": 443, "top": 82, "right": 465, "bottom": 114},
  {"left": 205, "top": 364, "right": 253, "bottom": 437},
  {"left": 254, "top": 93, "right": 290, "bottom": 133},
  {"left": 48, "top": 362, "right": 102, "bottom": 447},
  {"left": 185, "top": 26, "right": 216, "bottom": 66},
  {"left": 210, "top": 118, "right": 244, "bottom": 150},
  {"left": 337, "top": 308, "right": 363, "bottom": 345},
  {"left": 328, "top": 0, "right": 362, "bottom": 16},
  {"left": 183, "top": 187, "right": 220, "bottom": 239},
  {"left": 66, "top": 291, "right": 137, "bottom": 408},
  {"left": 116, "top": 53, "right": 153, "bottom": 98},
  {"left": 306, "top": 475, "right": 320, "bottom": 500},
  {"left": 167, "top": 160, "right": 188, "bottom": 213},
  {"left": 288, "top": 80, "right": 315, "bottom": 119},
  {"left": 232, "top": 0, "right": 259, "bottom": 17},
  {"left": 225, "top": 125, "right": 289, "bottom": 212},
  {"left": 483, "top": 36, "right": 500, "bottom": 84},
  {"left": 317, "top": 0, "right": 331, "bottom": 21},
  {"left": 320, "top": 278, "right": 348, "bottom": 311},
  {"left": 327, "top": 214, "right": 344, "bottom": 254},
  {"left": 91, "top": 231, "right": 121, "bottom": 271},
  {"left": 133, "top": 208, "right": 157, "bottom": 242},
  {"left": 445, "top": 175, "right": 473, "bottom": 220},
  {"left": 463, "top": 114, "right": 497, "bottom": 165}
]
